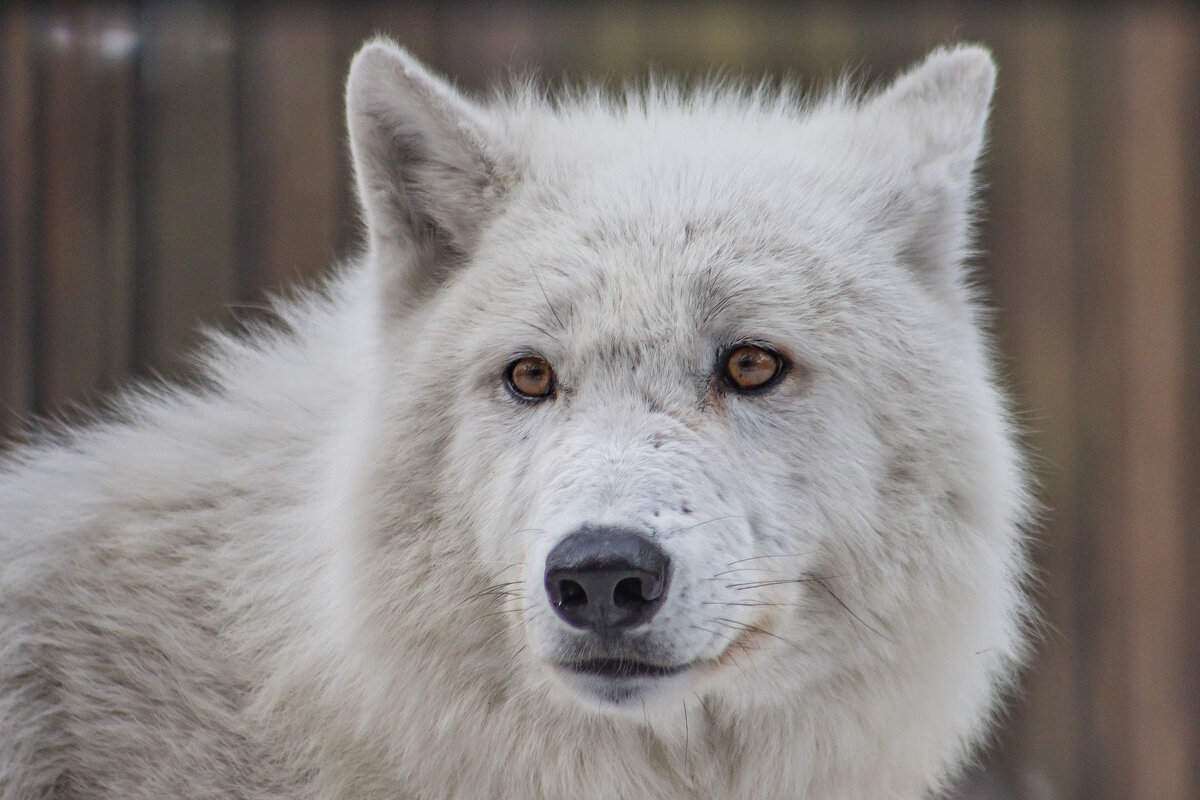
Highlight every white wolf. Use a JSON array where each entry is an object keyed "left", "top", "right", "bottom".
[{"left": 0, "top": 40, "right": 1030, "bottom": 799}]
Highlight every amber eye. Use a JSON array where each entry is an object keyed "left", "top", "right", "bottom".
[
  {"left": 723, "top": 345, "right": 785, "bottom": 392},
  {"left": 506, "top": 356, "right": 555, "bottom": 400}
]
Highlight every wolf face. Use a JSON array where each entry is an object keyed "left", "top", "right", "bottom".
[
  {"left": 343, "top": 38, "right": 1029, "bottom": 733},
  {"left": 0, "top": 38, "right": 1031, "bottom": 800}
]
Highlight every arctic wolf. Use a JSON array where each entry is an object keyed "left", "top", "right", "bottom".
[{"left": 0, "top": 40, "right": 1030, "bottom": 799}]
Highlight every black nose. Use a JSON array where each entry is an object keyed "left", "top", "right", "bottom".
[{"left": 544, "top": 527, "right": 670, "bottom": 633}]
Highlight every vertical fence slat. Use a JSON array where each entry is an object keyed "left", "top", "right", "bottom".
[
  {"left": 0, "top": 4, "right": 37, "bottom": 433},
  {"left": 434, "top": 3, "right": 547, "bottom": 89},
  {"left": 1187, "top": 18, "right": 1200, "bottom": 796},
  {"left": 1072, "top": 9, "right": 1130, "bottom": 800},
  {"left": 93, "top": 4, "right": 139, "bottom": 394},
  {"left": 238, "top": 3, "right": 339, "bottom": 298},
  {"left": 136, "top": 1, "right": 239, "bottom": 374},
  {"left": 37, "top": 5, "right": 101, "bottom": 409},
  {"left": 983, "top": 7, "right": 1083, "bottom": 799},
  {"left": 36, "top": 5, "right": 137, "bottom": 416},
  {"left": 1119, "top": 9, "right": 1194, "bottom": 800}
]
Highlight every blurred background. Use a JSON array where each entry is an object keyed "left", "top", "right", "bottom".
[{"left": 1, "top": 3, "right": 1197, "bottom": 799}]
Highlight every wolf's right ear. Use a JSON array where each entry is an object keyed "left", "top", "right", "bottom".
[{"left": 347, "top": 40, "right": 516, "bottom": 307}]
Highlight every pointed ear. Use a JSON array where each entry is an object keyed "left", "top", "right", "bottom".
[
  {"left": 346, "top": 39, "right": 517, "bottom": 307},
  {"left": 866, "top": 45, "right": 996, "bottom": 296},
  {"left": 873, "top": 44, "right": 996, "bottom": 181}
]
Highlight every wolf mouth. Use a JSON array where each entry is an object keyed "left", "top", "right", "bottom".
[{"left": 561, "top": 658, "right": 690, "bottom": 679}]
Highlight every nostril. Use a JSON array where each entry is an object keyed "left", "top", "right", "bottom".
[
  {"left": 558, "top": 579, "right": 587, "bottom": 608},
  {"left": 612, "top": 577, "right": 643, "bottom": 609}
]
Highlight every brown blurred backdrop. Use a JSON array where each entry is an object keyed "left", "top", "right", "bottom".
[{"left": 1, "top": 3, "right": 1197, "bottom": 799}]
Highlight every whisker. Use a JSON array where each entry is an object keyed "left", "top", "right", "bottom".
[
  {"left": 476, "top": 616, "right": 525, "bottom": 652},
  {"left": 458, "top": 581, "right": 525, "bottom": 607},
  {"left": 502, "top": 642, "right": 528, "bottom": 672},
  {"left": 723, "top": 645, "right": 746, "bottom": 676},
  {"left": 711, "top": 617, "right": 801, "bottom": 649},
  {"left": 668, "top": 515, "right": 740, "bottom": 534},
  {"left": 528, "top": 265, "right": 566, "bottom": 334},
  {"left": 709, "top": 566, "right": 773, "bottom": 578},
  {"left": 700, "top": 600, "right": 783, "bottom": 607},
  {"left": 472, "top": 589, "right": 522, "bottom": 600},
  {"left": 470, "top": 607, "right": 525, "bottom": 623},
  {"left": 689, "top": 623, "right": 734, "bottom": 642},
  {"left": 814, "top": 578, "right": 896, "bottom": 644},
  {"left": 724, "top": 551, "right": 817, "bottom": 567},
  {"left": 469, "top": 580, "right": 523, "bottom": 594},
  {"left": 524, "top": 321, "right": 562, "bottom": 342},
  {"left": 682, "top": 698, "right": 690, "bottom": 774},
  {"left": 462, "top": 595, "right": 521, "bottom": 612},
  {"left": 472, "top": 561, "right": 524, "bottom": 570},
  {"left": 726, "top": 575, "right": 850, "bottom": 590}
]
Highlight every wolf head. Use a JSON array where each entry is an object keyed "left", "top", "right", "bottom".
[{"left": 332, "top": 39, "right": 1029, "bottom": 792}]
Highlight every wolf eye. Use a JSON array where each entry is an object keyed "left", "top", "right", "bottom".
[
  {"left": 506, "top": 356, "right": 555, "bottom": 400},
  {"left": 722, "top": 345, "right": 785, "bottom": 392}
]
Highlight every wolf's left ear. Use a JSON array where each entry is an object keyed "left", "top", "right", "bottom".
[
  {"left": 867, "top": 45, "right": 996, "bottom": 294},
  {"left": 347, "top": 40, "right": 517, "bottom": 308}
]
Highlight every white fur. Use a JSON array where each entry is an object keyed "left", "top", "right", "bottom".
[{"left": 0, "top": 40, "right": 1031, "bottom": 799}]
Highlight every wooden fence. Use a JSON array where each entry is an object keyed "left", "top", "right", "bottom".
[{"left": 1, "top": 3, "right": 1197, "bottom": 799}]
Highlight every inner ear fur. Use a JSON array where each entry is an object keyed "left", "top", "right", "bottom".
[
  {"left": 865, "top": 45, "right": 997, "bottom": 298},
  {"left": 346, "top": 39, "right": 517, "bottom": 307}
]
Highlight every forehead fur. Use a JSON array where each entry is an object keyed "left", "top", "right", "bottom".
[
  {"left": 492, "top": 83, "right": 875, "bottom": 225},
  {"left": 447, "top": 93, "right": 916, "bottom": 345}
]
